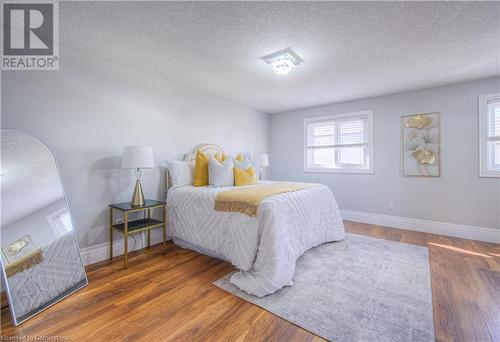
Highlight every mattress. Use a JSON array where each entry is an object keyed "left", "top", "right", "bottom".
[{"left": 167, "top": 181, "right": 345, "bottom": 296}]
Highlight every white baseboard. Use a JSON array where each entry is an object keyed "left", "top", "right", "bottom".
[
  {"left": 340, "top": 209, "right": 499, "bottom": 244},
  {"left": 80, "top": 229, "right": 167, "bottom": 266}
]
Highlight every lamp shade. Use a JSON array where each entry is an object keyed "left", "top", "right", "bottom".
[
  {"left": 254, "top": 153, "right": 269, "bottom": 167},
  {"left": 122, "top": 146, "right": 154, "bottom": 169}
]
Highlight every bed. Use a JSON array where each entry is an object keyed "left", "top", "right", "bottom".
[{"left": 166, "top": 144, "right": 345, "bottom": 297}]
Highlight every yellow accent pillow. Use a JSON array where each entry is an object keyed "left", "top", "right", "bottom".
[
  {"left": 194, "top": 150, "right": 209, "bottom": 186},
  {"left": 234, "top": 167, "right": 257, "bottom": 186},
  {"left": 214, "top": 153, "right": 228, "bottom": 163},
  {"left": 235, "top": 153, "right": 244, "bottom": 162}
]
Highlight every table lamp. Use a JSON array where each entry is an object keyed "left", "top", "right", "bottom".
[
  {"left": 122, "top": 146, "right": 154, "bottom": 207},
  {"left": 254, "top": 153, "right": 269, "bottom": 180}
]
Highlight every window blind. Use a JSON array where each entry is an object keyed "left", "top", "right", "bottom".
[
  {"left": 308, "top": 116, "right": 368, "bottom": 148},
  {"left": 487, "top": 101, "right": 500, "bottom": 168},
  {"left": 52, "top": 210, "right": 73, "bottom": 236},
  {"left": 479, "top": 93, "right": 500, "bottom": 176},
  {"left": 338, "top": 118, "right": 367, "bottom": 146},
  {"left": 487, "top": 100, "right": 500, "bottom": 139}
]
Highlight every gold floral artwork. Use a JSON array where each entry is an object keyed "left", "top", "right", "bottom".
[
  {"left": 412, "top": 148, "right": 436, "bottom": 164},
  {"left": 1, "top": 235, "right": 37, "bottom": 264},
  {"left": 402, "top": 113, "right": 440, "bottom": 176},
  {"left": 405, "top": 114, "right": 432, "bottom": 129},
  {"left": 8, "top": 239, "right": 28, "bottom": 253}
]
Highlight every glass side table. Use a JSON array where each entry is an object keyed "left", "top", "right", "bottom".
[{"left": 109, "top": 200, "right": 167, "bottom": 269}]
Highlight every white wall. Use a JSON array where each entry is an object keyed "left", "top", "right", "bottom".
[
  {"left": 270, "top": 78, "right": 500, "bottom": 232},
  {"left": 1, "top": 47, "right": 270, "bottom": 248}
]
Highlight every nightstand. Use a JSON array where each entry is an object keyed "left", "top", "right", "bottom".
[{"left": 109, "top": 200, "right": 167, "bottom": 269}]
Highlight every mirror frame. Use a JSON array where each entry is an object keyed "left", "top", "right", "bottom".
[{"left": 0, "top": 130, "right": 88, "bottom": 326}]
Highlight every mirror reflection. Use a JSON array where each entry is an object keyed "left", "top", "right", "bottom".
[{"left": 1, "top": 130, "right": 87, "bottom": 326}]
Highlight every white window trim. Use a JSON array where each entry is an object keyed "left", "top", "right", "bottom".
[
  {"left": 478, "top": 92, "right": 500, "bottom": 178},
  {"left": 303, "top": 110, "right": 374, "bottom": 174}
]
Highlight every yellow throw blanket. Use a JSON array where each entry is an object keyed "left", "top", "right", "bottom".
[
  {"left": 214, "top": 182, "right": 317, "bottom": 217},
  {"left": 5, "top": 248, "right": 43, "bottom": 278}
]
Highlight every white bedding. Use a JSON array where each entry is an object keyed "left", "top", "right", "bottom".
[{"left": 167, "top": 181, "right": 345, "bottom": 297}]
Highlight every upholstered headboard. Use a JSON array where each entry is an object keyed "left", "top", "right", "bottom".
[
  {"left": 165, "top": 144, "right": 225, "bottom": 190},
  {"left": 183, "top": 143, "right": 224, "bottom": 163}
]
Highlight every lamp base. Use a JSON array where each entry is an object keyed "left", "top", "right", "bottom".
[{"left": 131, "top": 179, "right": 145, "bottom": 207}]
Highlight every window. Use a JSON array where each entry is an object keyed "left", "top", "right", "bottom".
[
  {"left": 479, "top": 93, "right": 500, "bottom": 177},
  {"left": 47, "top": 208, "right": 73, "bottom": 237},
  {"left": 304, "top": 110, "right": 374, "bottom": 173}
]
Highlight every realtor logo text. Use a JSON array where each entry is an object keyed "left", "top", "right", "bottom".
[{"left": 2, "top": 2, "right": 59, "bottom": 70}]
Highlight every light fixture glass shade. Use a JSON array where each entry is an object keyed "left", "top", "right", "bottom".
[
  {"left": 122, "top": 146, "right": 154, "bottom": 169},
  {"left": 254, "top": 153, "right": 269, "bottom": 167},
  {"left": 268, "top": 54, "right": 297, "bottom": 75},
  {"left": 261, "top": 48, "right": 303, "bottom": 76}
]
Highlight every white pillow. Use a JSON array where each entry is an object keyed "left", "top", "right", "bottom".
[
  {"left": 167, "top": 160, "right": 193, "bottom": 188},
  {"left": 209, "top": 157, "right": 234, "bottom": 187},
  {"left": 233, "top": 156, "right": 252, "bottom": 170}
]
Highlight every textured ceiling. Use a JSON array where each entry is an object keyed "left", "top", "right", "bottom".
[
  {"left": 60, "top": 2, "right": 500, "bottom": 113},
  {"left": 1, "top": 132, "right": 64, "bottom": 227}
]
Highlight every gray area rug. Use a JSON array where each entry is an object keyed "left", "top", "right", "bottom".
[{"left": 214, "top": 233, "right": 434, "bottom": 342}]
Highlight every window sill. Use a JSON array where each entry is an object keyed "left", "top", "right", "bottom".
[
  {"left": 304, "top": 167, "right": 374, "bottom": 174},
  {"left": 479, "top": 170, "right": 500, "bottom": 178}
]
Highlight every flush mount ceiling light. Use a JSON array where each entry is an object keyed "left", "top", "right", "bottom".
[{"left": 260, "top": 47, "right": 304, "bottom": 75}]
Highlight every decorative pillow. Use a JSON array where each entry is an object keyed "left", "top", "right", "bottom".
[
  {"left": 209, "top": 157, "right": 234, "bottom": 187},
  {"left": 193, "top": 150, "right": 209, "bottom": 187},
  {"left": 234, "top": 166, "right": 257, "bottom": 186},
  {"left": 167, "top": 160, "right": 193, "bottom": 188},
  {"left": 233, "top": 155, "right": 252, "bottom": 170}
]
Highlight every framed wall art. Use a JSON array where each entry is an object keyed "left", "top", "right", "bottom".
[
  {"left": 1, "top": 235, "right": 37, "bottom": 264},
  {"left": 401, "top": 112, "right": 440, "bottom": 177}
]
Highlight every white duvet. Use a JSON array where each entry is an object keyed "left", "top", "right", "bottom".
[{"left": 167, "top": 181, "right": 345, "bottom": 297}]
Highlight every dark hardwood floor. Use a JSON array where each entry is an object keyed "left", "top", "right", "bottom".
[{"left": 1, "top": 221, "right": 499, "bottom": 341}]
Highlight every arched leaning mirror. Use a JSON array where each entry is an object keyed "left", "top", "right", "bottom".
[{"left": 0, "top": 130, "right": 88, "bottom": 326}]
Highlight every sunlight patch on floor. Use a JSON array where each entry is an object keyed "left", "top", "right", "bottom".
[{"left": 428, "top": 243, "right": 493, "bottom": 258}]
